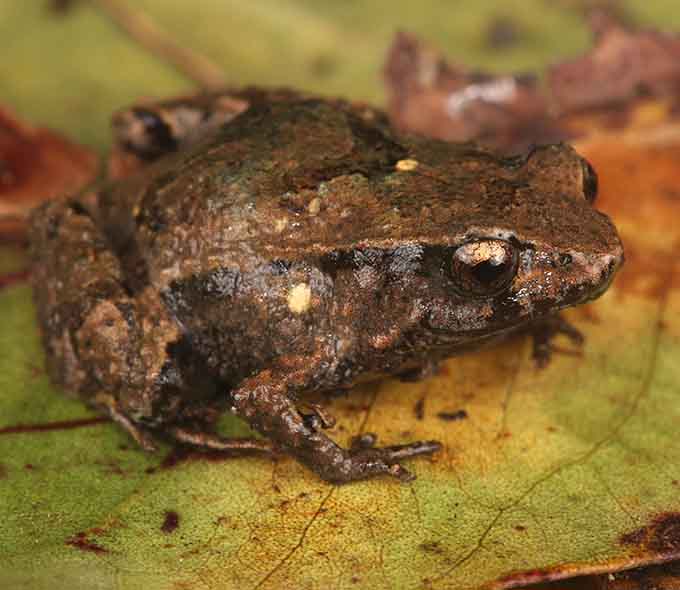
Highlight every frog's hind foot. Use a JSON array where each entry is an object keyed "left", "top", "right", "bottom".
[
  {"left": 168, "top": 426, "right": 272, "bottom": 454},
  {"left": 95, "top": 394, "right": 273, "bottom": 455},
  {"left": 531, "top": 313, "right": 585, "bottom": 368},
  {"left": 95, "top": 393, "right": 158, "bottom": 452}
]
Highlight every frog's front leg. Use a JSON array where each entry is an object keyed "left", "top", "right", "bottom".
[
  {"left": 29, "top": 197, "right": 270, "bottom": 455},
  {"left": 229, "top": 366, "right": 441, "bottom": 483},
  {"left": 530, "top": 314, "right": 584, "bottom": 368}
]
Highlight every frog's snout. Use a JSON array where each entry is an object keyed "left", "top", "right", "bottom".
[{"left": 586, "top": 245, "right": 625, "bottom": 302}]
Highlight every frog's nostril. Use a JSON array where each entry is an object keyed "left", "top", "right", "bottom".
[
  {"left": 594, "top": 251, "right": 623, "bottom": 297},
  {"left": 608, "top": 247, "right": 625, "bottom": 276}
]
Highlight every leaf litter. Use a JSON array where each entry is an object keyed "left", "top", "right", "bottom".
[{"left": 0, "top": 4, "right": 679, "bottom": 589}]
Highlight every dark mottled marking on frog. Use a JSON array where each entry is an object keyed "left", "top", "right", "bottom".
[
  {"left": 114, "top": 241, "right": 150, "bottom": 294},
  {"left": 161, "top": 510, "right": 180, "bottom": 533},
  {"left": 131, "top": 169, "right": 180, "bottom": 237},
  {"left": 153, "top": 336, "right": 220, "bottom": 417},
  {"left": 321, "top": 245, "right": 452, "bottom": 283},
  {"left": 162, "top": 267, "right": 241, "bottom": 316},
  {"left": 217, "top": 99, "right": 408, "bottom": 192}
]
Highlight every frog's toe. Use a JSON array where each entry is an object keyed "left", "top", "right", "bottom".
[
  {"left": 378, "top": 439, "right": 443, "bottom": 460},
  {"left": 341, "top": 438, "right": 441, "bottom": 483},
  {"left": 388, "top": 463, "right": 415, "bottom": 482},
  {"left": 168, "top": 426, "right": 272, "bottom": 454},
  {"left": 95, "top": 393, "right": 158, "bottom": 452}
]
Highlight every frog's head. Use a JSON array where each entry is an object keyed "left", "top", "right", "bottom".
[{"left": 415, "top": 144, "right": 624, "bottom": 341}]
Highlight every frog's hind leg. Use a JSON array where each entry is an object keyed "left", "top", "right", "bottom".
[
  {"left": 29, "top": 195, "right": 140, "bottom": 396},
  {"left": 30, "top": 198, "right": 272, "bottom": 456},
  {"left": 229, "top": 368, "right": 441, "bottom": 484}
]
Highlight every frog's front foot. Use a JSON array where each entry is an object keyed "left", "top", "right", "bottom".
[
  {"left": 530, "top": 314, "right": 584, "bottom": 368},
  {"left": 168, "top": 426, "right": 273, "bottom": 454}
]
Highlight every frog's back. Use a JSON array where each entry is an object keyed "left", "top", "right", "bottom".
[{"left": 116, "top": 97, "right": 618, "bottom": 290}]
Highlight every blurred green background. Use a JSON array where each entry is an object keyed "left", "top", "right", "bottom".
[{"left": 2, "top": 0, "right": 680, "bottom": 148}]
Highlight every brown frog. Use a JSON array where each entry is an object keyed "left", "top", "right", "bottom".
[{"left": 29, "top": 89, "right": 623, "bottom": 483}]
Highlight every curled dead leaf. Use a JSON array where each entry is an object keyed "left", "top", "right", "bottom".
[
  {"left": 549, "top": 13, "right": 680, "bottom": 113},
  {"left": 383, "top": 31, "right": 559, "bottom": 154},
  {"left": 0, "top": 106, "right": 97, "bottom": 242},
  {"left": 385, "top": 18, "right": 680, "bottom": 154}
]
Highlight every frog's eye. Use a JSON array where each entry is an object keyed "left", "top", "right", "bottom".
[
  {"left": 130, "top": 108, "right": 177, "bottom": 158},
  {"left": 581, "top": 158, "right": 598, "bottom": 204},
  {"left": 450, "top": 239, "right": 518, "bottom": 297}
]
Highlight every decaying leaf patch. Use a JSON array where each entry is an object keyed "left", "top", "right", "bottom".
[{"left": 604, "top": 560, "right": 680, "bottom": 590}]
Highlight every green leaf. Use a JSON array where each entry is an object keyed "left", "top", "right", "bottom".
[{"left": 1, "top": 2, "right": 679, "bottom": 589}]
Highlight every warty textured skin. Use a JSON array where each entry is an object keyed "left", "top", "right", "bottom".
[{"left": 29, "top": 92, "right": 623, "bottom": 483}]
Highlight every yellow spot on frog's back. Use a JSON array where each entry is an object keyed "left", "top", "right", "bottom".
[
  {"left": 308, "top": 197, "right": 321, "bottom": 215},
  {"left": 287, "top": 283, "right": 312, "bottom": 314},
  {"left": 395, "top": 159, "right": 419, "bottom": 172},
  {"left": 274, "top": 217, "right": 288, "bottom": 233}
]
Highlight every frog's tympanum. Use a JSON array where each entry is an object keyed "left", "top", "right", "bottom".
[{"left": 29, "top": 90, "right": 623, "bottom": 483}]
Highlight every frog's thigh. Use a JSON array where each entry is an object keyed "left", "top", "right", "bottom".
[
  {"left": 229, "top": 369, "right": 440, "bottom": 483},
  {"left": 29, "top": 198, "right": 182, "bottom": 424}
]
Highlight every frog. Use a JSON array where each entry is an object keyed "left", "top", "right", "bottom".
[{"left": 28, "top": 89, "right": 624, "bottom": 483}]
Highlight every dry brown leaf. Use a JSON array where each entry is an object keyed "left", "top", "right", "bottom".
[{"left": 0, "top": 105, "right": 97, "bottom": 241}]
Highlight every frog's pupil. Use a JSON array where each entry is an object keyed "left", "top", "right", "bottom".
[
  {"left": 472, "top": 259, "right": 507, "bottom": 286},
  {"left": 450, "top": 239, "right": 518, "bottom": 297}
]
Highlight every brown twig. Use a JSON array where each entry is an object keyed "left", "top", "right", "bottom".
[{"left": 91, "top": 0, "right": 227, "bottom": 90}]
